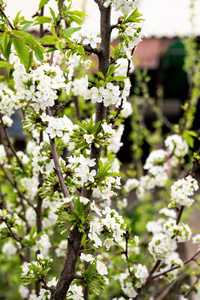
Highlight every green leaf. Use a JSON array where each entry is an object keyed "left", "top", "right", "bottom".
[
  {"left": 185, "top": 130, "right": 198, "bottom": 137},
  {"left": 0, "top": 33, "right": 11, "bottom": 60},
  {"left": 68, "top": 10, "right": 88, "bottom": 19},
  {"left": 182, "top": 130, "right": 198, "bottom": 148},
  {"left": 34, "top": 46, "right": 44, "bottom": 62},
  {"left": 124, "top": 8, "right": 144, "bottom": 23},
  {"left": 0, "top": 60, "right": 8, "bottom": 69},
  {"left": 25, "top": 34, "right": 38, "bottom": 46},
  {"left": 33, "top": 16, "right": 52, "bottom": 25},
  {"left": 55, "top": 40, "right": 65, "bottom": 51},
  {"left": 68, "top": 15, "right": 83, "bottom": 25},
  {"left": 110, "top": 44, "right": 115, "bottom": 54},
  {"left": 21, "top": 22, "right": 32, "bottom": 32},
  {"left": 51, "top": 23, "right": 57, "bottom": 37},
  {"left": 96, "top": 71, "right": 105, "bottom": 80},
  {"left": 110, "top": 75, "right": 128, "bottom": 81},
  {"left": 64, "top": 27, "right": 81, "bottom": 38},
  {"left": 74, "top": 199, "right": 84, "bottom": 214},
  {"left": 13, "top": 10, "right": 24, "bottom": 27},
  {"left": 27, "top": 50, "right": 33, "bottom": 71},
  {"left": 106, "top": 64, "right": 119, "bottom": 79},
  {"left": 113, "top": 43, "right": 121, "bottom": 59},
  {"left": 49, "top": 7, "right": 56, "bottom": 20},
  {"left": 77, "top": 45, "right": 85, "bottom": 56},
  {"left": 12, "top": 37, "right": 32, "bottom": 72},
  {"left": 40, "top": 35, "right": 58, "bottom": 44},
  {"left": 39, "top": 0, "right": 50, "bottom": 10},
  {"left": 11, "top": 30, "right": 28, "bottom": 38},
  {"left": 13, "top": 11, "right": 22, "bottom": 22}
]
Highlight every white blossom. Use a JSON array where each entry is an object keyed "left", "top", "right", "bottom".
[
  {"left": 79, "top": 196, "right": 90, "bottom": 205},
  {"left": 55, "top": 240, "right": 68, "bottom": 257},
  {"left": 83, "top": 32, "right": 101, "bottom": 49},
  {"left": 165, "top": 134, "right": 189, "bottom": 158},
  {"left": 84, "top": 134, "right": 94, "bottom": 144},
  {"left": 0, "top": 145, "right": 7, "bottom": 164},
  {"left": 170, "top": 175, "right": 198, "bottom": 207},
  {"left": 2, "top": 241, "right": 17, "bottom": 258},
  {"left": 19, "top": 285, "right": 29, "bottom": 299},
  {"left": 148, "top": 232, "right": 177, "bottom": 260},
  {"left": 80, "top": 253, "right": 95, "bottom": 263},
  {"left": 68, "top": 283, "right": 84, "bottom": 300},
  {"left": 96, "top": 259, "right": 108, "bottom": 276}
]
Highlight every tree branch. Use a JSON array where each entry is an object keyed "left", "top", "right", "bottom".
[
  {"left": 40, "top": 6, "right": 45, "bottom": 38},
  {"left": 50, "top": 2, "right": 112, "bottom": 299},
  {"left": 0, "top": 5, "right": 14, "bottom": 30},
  {"left": 152, "top": 249, "right": 200, "bottom": 279},
  {"left": 47, "top": 107, "right": 70, "bottom": 200},
  {"left": 184, "top": 275, "right": 200, "bottom": 297},
  {"left": 73, "top": 96, "right": 82, "bottom": 122},
  {"left": 43, "top": 42, "right": 102, "bottom": 56},
  {"left": 4, "top": 218, "right": 26, "bottom": 248},
  {"left": 0, "top": 164, "right": 35, "bottom": 210}
]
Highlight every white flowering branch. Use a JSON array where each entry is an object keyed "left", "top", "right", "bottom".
[
  {"left": 152, "top": 249, "right": 200, "bottom": 280},
  {"left": 50, "top": 2, "right": 112, "bottom": 299},
  {"left": 46, "top": 107, "right": 70, "bottom": 200},
  {"left": 42, "top": 42, "right": 102, "bottom": 56}
]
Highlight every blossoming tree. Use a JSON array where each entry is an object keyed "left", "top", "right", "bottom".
[{"left": 0, "top": 0, "right": 200, "bottom": 299}]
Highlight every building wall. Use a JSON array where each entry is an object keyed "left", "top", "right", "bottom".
[{"left": 4, "top": 0, "right": 200, "bottom": 37}]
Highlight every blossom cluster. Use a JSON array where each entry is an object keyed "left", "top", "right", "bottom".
[
  {"left": 70, "top": 25, "right": 101, "bottom": 50},
  {"left": 124, "top": 134, "right": 190, "bottom": 198},
  {"left": 80, "top": 253, "right": 108, "bottom": 278},
  {"left": 0, "top": 83, "right": 20, "bottom": 116},
  {"left": 170, "top": 175, "right": 198, "bottom": 207},
  {"left": 44, "top": 114, "right": 73, "bottom": 139},
  {"left": 85, "top": 82, "right": 121, "bottom": 107},
  {"left": 164, "top": 134, "right": 189, "bottom": 159},
  {"left": 147, "top": 206, "right": 193, "bottom": 282},
  {"left": 19, "top": 277, "right": 57, "bottom": 300},
  {"left": 118, "top": 263, "right": 148, "bottom": 298},
  {"left": 69, "top": 73, "right": 132, "bottom": 116},
  {"left": 88, "top": 204, "right": 126, "bottom": 249},
  {"left": 104, "top": 0, "right": 142, "bottom": 14},
  {"left": 11, "top": 55, "right": 66, "bottom": 113}
]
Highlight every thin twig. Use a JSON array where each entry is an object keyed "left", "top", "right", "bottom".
[
  {"left": 127, "top": 48, "right": 135, "bottom": 77},
  {"left": 124, "top": 230, "right": 132, "bottom": 275},
  {"left": 40, "top": 6, "right": 44, "bottom": 38},
  {"left": 176, "top": 205, "right": 184, "bottom": 225},
  {"left": 185, "top": 275, "right": 200, "bottom": 297},
  {"left": 149, "top": 260, "right": 162, "bottom": 276},
  {"left": 47, "top": 107, "right": 71, "bottom": 200},
  {"left": 152, "top": 249, "right": 200, "bottom": 279},
  {"left": 43, "top": 42, "right": 102, "bottom": 56},
  {"left": 74, "top": 96, "right": 82, "bottom": 121},
  {"left": 0, "top": 5, "right": 14, "bottom": 29},
  {"left": 41, "top": 277, "right": 55, "bottom": 293},
  {"left": 0, "top": 164, "right": 36, "bottom": 209},
  {"left": 0, "top": 126, "right": 11, "bottom": 164},
  {"left": 5, "top": 219, "right": 26, "bottom": 248}
]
